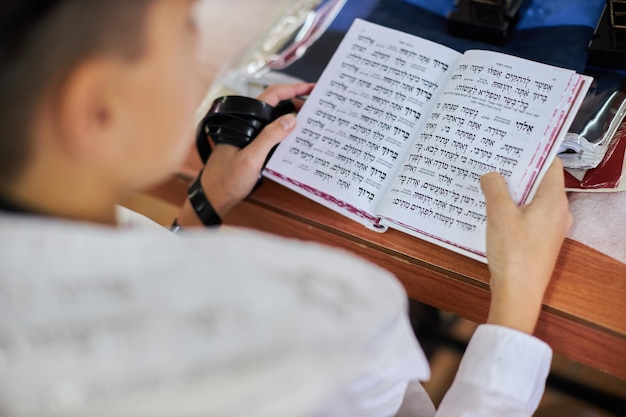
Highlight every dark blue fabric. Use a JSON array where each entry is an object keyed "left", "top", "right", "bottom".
[
  {"left": 283, "top": 0, "right": 605, "bottom": 81},
  {"left": 401, "top": 0, "right": 605, "bottom": 30},
  {"left": 365, "top": 0, "right": 596, "bottom": 72}
]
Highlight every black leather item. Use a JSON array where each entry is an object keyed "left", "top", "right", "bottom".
[
  {"left": 187, "top": 171, "right": 222, "bottom": 227},
  {"left": 208, "top": 95, "right": 276, "bottom": 122},
  {"left": 204, "top": 126, "right": 257, "bottom": 149},
  {"left": 196, "top": 95, "right": 297, "bottom": 164},
  {"left": 204, "top": 111, "right": 270, "bottom": 129},
  {"left": 203, "top": 114, "right": 263, "bottom": 148}
]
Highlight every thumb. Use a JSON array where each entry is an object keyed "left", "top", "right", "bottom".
[
  {"left": 531, "top": 158, "right": 566, "bottom": 204},
  {"left": 480, "top": 172, "right": 516, "bottom": 217},
  {"left": 246, "top": 114, "right": 297, "bottom": 157}
]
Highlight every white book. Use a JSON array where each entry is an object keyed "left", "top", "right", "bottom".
[{"left": 264, "top": 19, "right": 592, "bottom": 262}]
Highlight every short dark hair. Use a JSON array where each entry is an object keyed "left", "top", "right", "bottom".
[{"left": 0, "top": 0, "right": 154, "bottom": 189}]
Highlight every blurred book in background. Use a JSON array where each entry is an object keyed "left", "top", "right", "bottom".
[{"left": 561, "top": 69, "right": 626, "bottom": 192}]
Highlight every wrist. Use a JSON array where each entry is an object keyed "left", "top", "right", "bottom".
[
  {"left": 487, "top": 294, "right": 543, "bottom": 334},
  {"left": 200, "top": 183, "right": 235, "bottom": 219}
]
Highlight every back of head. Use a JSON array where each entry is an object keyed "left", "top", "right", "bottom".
[{"left": 0, "top": 0, "right": 154, "bottom": 190}]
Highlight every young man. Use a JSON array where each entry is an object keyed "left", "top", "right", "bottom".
[{"left": 0, "top": 1, "right": 572, "bottom": 416}]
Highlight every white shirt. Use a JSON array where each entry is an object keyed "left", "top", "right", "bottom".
[{"left": 0, "top": 210, "right": 551, "bottom": 417}]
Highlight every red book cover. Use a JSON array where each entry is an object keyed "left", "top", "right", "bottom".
[{"left": 564, "top": 121, "right": 626, "bottom": 191}]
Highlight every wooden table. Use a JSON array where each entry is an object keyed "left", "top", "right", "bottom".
[{"left": 151, "top": 156, "right": 626, "bottom": 381}]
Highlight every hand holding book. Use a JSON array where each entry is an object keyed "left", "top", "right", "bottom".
[{"left": 482, "top": 159, "right": 572, "bottom": 333}]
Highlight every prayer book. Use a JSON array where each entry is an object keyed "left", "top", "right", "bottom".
[{"left": 263, "top": 19, "right": 592, "bottom": 262}]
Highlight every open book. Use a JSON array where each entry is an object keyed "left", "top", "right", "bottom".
[{"left": 263, "top": 19, "right": 592, "bottom": 262}]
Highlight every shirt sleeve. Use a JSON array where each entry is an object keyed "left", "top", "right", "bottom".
[{"left": 434, "top": 324, "right": 552, "bottom": 417}]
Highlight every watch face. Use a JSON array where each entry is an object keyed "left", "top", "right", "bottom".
[{"left": 610, "top": 0, "right": 626, "bottom": 29}]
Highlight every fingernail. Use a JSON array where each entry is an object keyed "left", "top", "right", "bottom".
[{"left": 280, "top": 114, "right": 296, "bottom": 130}]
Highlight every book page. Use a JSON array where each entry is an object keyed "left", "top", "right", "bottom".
[
  {"left": 264, "top": 19, "right": 461, "bottom": 228},
  {"left": 378, "top": 50, "right": 588, "bottom": 261}
]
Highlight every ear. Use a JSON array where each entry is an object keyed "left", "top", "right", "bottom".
[{"left": 55, "top": 58, "right": 122, "bottom": 163}]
